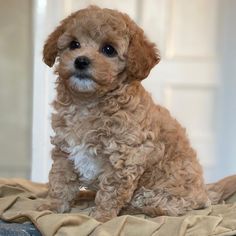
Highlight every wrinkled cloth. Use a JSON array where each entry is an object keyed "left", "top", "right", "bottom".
[{"left": 0, "top": 178, "right": 236, "bottom": 236}]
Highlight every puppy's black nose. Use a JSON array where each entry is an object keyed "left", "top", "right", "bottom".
[{"left": 74, "top": 56, "right": 91, "bottom": 70}]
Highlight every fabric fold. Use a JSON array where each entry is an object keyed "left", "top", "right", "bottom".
[{"left": 1, "top": 178, "right": 236, "bottom": 236}]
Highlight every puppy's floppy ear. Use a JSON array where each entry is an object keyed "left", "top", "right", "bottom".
[
  {"left": 125, "top": 18, "right": 161, "bottom": 80},
  {"left": 43, "top": 12, "right": 77, "bottom": 67}
]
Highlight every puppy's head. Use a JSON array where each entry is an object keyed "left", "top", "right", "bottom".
[{"left": 43, "top": 6, "right": 160, "bottom": 95}]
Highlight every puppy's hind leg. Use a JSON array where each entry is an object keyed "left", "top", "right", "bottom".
[{"left": 127, "top": 187, "right": 210, "bottom": 217}]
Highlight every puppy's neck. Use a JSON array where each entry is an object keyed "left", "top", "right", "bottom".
[{"left": 56, "top": 78, "right": 144, "bottom": 112}]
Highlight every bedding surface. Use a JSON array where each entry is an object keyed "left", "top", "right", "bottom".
[{"left": 0, "top": 178, "right": 236, "bottom": 236}]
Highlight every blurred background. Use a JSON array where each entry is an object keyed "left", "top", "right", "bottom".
[{"left": 0, "top": 0, "right": 235, "bottom": 183}]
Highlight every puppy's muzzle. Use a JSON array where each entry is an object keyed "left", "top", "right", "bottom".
[{"left": 74, "top": 56, "right": 91, "bottom": 70}]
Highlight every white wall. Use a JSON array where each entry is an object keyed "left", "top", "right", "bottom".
[{"left": 216, "top": 0, "right": 236, "bottom": 180}]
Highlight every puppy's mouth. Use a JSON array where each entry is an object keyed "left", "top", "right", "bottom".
[
  {"left": 68, "top": 73, "right": 97, "bottom": 92},
  {"left": 74, "top": 72, "right": 92, "bottom": 80}
]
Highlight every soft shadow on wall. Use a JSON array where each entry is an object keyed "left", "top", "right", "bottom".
[{"left": 0, "top": 0, "right": 32, "bottom": 178}]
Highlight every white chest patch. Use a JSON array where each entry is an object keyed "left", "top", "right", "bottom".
[{"left": 68, "top": 145, "right": 104, "bottom": 184}]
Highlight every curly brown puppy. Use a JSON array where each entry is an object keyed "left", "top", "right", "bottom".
[{"left": 42, "top": 6, "right": 236, "bottom": 222}]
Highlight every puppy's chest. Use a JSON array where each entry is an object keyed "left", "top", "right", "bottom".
[
  {"left": 67, "top": 144, "right": 105, "bottom": 185},
  {"left": 57, "top": 106, "right": 106, "bottom": 184}
]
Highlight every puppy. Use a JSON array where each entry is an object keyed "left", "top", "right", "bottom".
[{"left": 42, "top": 6, "right": 236, "bottom": 222}]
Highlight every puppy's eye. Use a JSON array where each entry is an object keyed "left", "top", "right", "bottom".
[
  {"left": 69, "top": 41, "right": 80, "bottom": 50},
  {"left": 101, "top": 44, "right": 117, "bottom": 57}
]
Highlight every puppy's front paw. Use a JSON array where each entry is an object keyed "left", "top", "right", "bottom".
[{"left": 90, "top": 208, "right": 117, "bottom": 222}]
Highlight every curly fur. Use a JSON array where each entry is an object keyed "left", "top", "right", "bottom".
[{"left": 42, "top": 6, "right": 236, "bottom": 222}]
